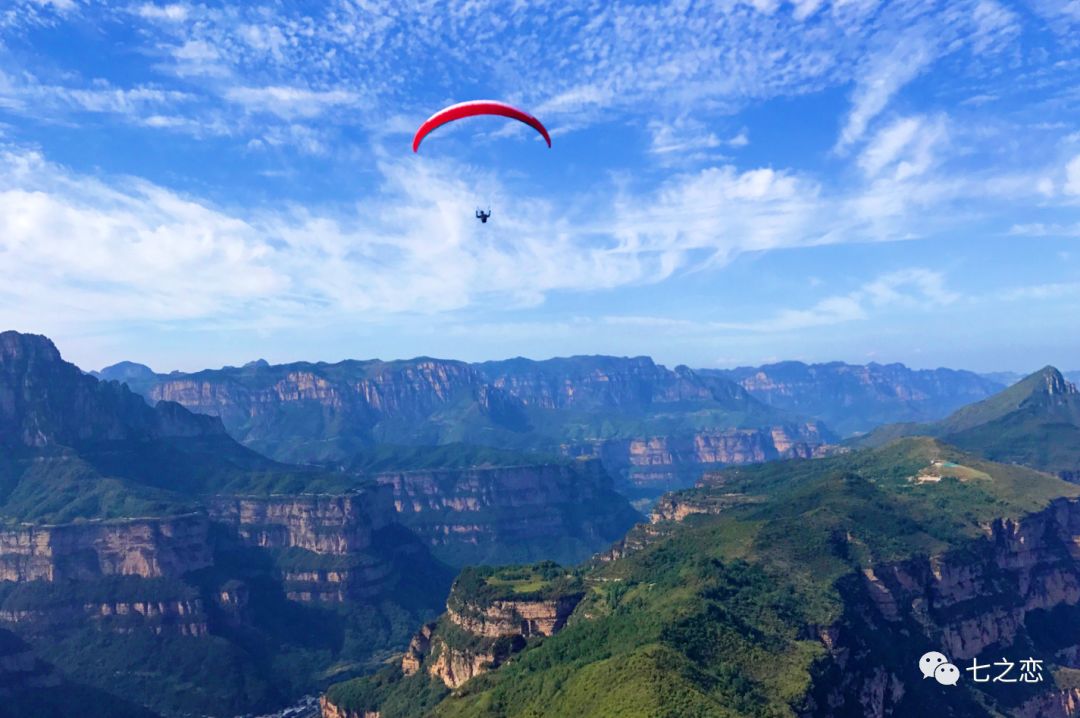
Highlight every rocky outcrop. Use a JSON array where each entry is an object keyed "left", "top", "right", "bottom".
[
  {"left": 320, "top": 695, "right": 380, "bottom": 718},
  {"left": 0, "top": 513, "right": 212, "bottom": 582},
  {"left": 445, "top": 594, "right": 582, "bottom": 639},
  {"left": 394, "top": 565, "right": 585, "bottom": 690},
  {"left": 649, "top": 492, "right": 761, "bottom": 523},
  {"left": 401, "top": 622, "right": 436, "bottom": 676},
  {"left": 375, "top": 460, "right": 638, "bottom": 566}
]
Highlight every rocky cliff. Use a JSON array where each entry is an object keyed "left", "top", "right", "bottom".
[
  {"left": 413, "top": 566, "right": 584, "bottom": 689},
  {"left": 0, "top": 331, "right": 224, "bottom": 449},
  {"left": 0, "top": 513, "right": 212, "bottom": 582},
  {"left": 374, "top": 459, "right": 639, "bottom": 566},
  {"left": 320, "top": 695, "right": 380, "bottom": 718},
  {"left": 0, "top": 596, "right": 208, "bottom": 637},
  {"left": 210, "top": 489, "right": 400, "bottom": 602},
  {"left": 209, "top": 491, "right": 393, "bottom": 555},
  {"left": 855, "top": 498, "right": 1080, "bottom": 661},
  {"left": 476, "top": 356, "right": 751, "bottom": 409},
  {"left": 563, "top": 422, "right": 833, "bottom": 493},
  {"left": 101, "top": 354, "right": 826, "bottom": 477},
  {"left": 324, "top": 563, "right": 585, "bottom": 714},
  {"left": 144, "top": 359, "right": 489, "bottom": 461}
]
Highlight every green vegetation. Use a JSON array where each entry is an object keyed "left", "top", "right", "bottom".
[
  {"left": 329, "top": 438, "right": 1080, "bottom": 717},
  {"left": 448, "top": 562, "right": 584, "bottom": 610},
  {"left": 326, "top": 667, "right": 450, "bottom": 718},
  {"left": 351, "top": 443, "right": 567, "bottom": 472}
]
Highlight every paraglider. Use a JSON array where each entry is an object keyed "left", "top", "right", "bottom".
[
  {"left": 413, "top": 100, "right": 550, "bottom": 222},
  {"left": 412, "top": 100, "right": 551, "bottom": 153}
]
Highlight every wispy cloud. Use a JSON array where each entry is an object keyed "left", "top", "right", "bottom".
[
  {"left": 225, "top": 86, "right": 362, "bottom": 120},
  {"left": 604, "top": 268, "right": 958, "bottom": 334}
]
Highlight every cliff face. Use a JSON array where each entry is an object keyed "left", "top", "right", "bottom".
[
  {"left": 210, "top": 490, "right": 399, "bottom": 602},
  {"left": 476, "top": 356, "right": 749, "bottom": 409},
  {"left": 0, "top": 597, "right": 208, "bottom": 637},
  {"left": 106, "top": 354, "right": 822, "bottom": 473},
  {"left": 146, "top": 359, "right": 488, "bottom": 461},
  {"left": 0, "top": 513, "right": 212, "bottom": 582},
  {"left": 209, "top": 491, "right": 392, "bottom": 555},
  {"left": 445, "top": 594, "right": 581, "bottom": 640},
  {"left": 375, "top": 460, "right": 639, "bottom": 566},
  {"left": 0, "top": 331, "right": 223, "bottom": 449},
  {"left": 410, "top": 575, "right": 584, "bottom": 689},
  {"left": 564, "top": 423, "right": 833, "bottom": 491},
  {"left": 802, "top": 497, "right": 1080, "bottom": 717},
  {"left": 857, "top": 499, "right": 1080, "bottom": 660}
]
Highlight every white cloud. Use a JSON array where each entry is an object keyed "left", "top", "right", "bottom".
[
  {"left": 224, "top": 86, "right": 362, "bottom": 119},
  {"left": 135, "top": 3, "right": 188, "bottom": 22},
  {"left": 604, "top": 268, "right": 958, "bottom": 334},
  {"left": 1002, "top": 281, "right": 1080, "bottom": 301},
  {"left": 0, "top": 70, "right": 190, "bottom": 120},
  {"left": 1064, "top": 154, "right": 1080, "bottom": 196},
  {"left": 858, "top": 114, "right": 948, "bottom": 180},
  {"left": 0, "top": 150, "right": 283, "bottom": 324},
  {"left": 1009, "top": 222, "right": 1080, "bottom": 237},
  {"left": 837, "top": 36, "right": 935, "bottom": 151}
]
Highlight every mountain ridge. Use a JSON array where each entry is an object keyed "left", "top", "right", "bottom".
[
  {"left": 852, "top": 366, "right": 1080, "bottom": 481},
  {"left": 707, "top": 359, "right": 1006, "bottom": 436}
]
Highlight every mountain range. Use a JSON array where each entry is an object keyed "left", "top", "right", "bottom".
[
  {"left": 93, "top": 355, "right": 834, "bottom": 498},
  {"left": 0, "top": 331, "right": 638, "bottom": 716},
  {"left": 708, "top": 361, "right": 1007, "bottom": 436},
  {"left": 853, "top": 366, "right": 1080, "bottom": 481},
  {"left": 8, "top": 331, "right": 1080, "bottom": 717}
]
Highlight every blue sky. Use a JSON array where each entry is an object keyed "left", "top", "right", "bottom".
[{"left": 1, "top": 0, "right": 1078, "bottom": 373}]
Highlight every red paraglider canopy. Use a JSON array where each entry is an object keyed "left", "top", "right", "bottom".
[{"left": 412, "top": 100, "right": 551, "bottom": 152}]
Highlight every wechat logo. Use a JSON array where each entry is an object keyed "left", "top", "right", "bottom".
[{"left": 920, "top": 651, "right": 960, "bottom": 686}]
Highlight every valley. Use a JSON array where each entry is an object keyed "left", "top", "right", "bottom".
[{"left": 6, "top": 330, "right": 1080, "bottom": 717}]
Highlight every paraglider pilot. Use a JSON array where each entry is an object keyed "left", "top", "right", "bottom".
[{"left": 475, "top": 208, "right": 491, "bottom": 224}]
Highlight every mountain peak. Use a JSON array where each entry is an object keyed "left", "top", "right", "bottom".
[
  {"left": 1, "top": 330, "right": 222, "bottom": 448},
  {"left": 1022, "top": 366, "right": 1077, "bottom": 397},
  {"left": 93, "top": 360, "right": 157, "bottom": 382},
  {"left": 0, "top": 330, "right": 62, "bottom": 363}
]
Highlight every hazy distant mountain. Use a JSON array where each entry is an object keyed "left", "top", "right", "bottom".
[
  {"left": 705, "top": 360, "right": 1004, "bottom": 436},
  {"left": 979, "top": 370, "right": 1024, "bottom": 386},
  {"left": 854, "top": 366, "right": 1080, "bottom": 481},
  {"left": 89, "top": 360, "right": 159, "bottom": 395},
  {"left": 96, "top": 354, "right": 835, "bottom": 495}
]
